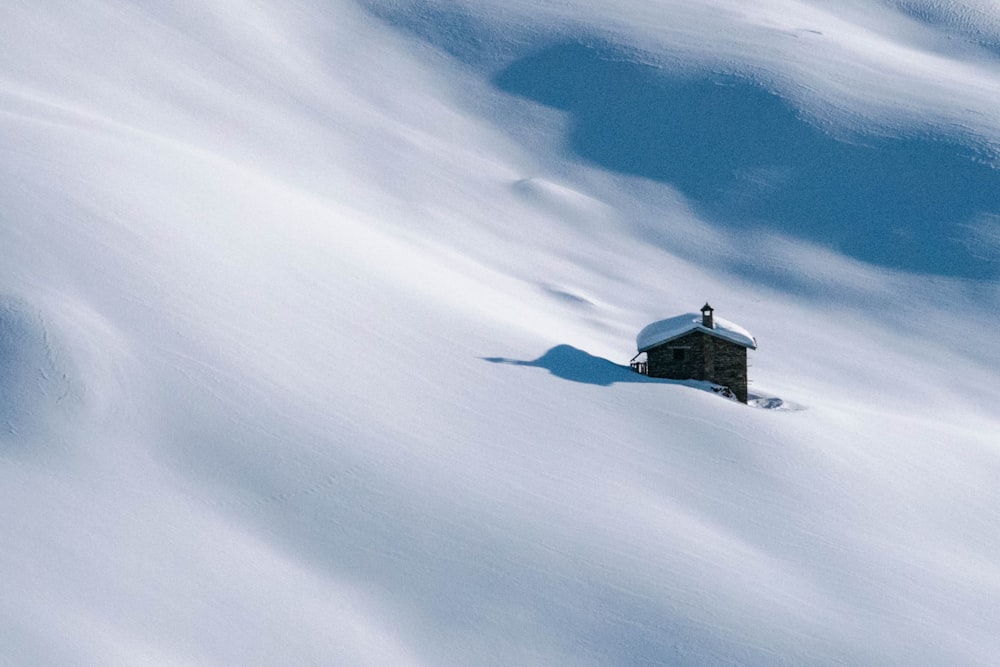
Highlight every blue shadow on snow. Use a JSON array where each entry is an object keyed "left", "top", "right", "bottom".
[
  {"left": 495, "top": 42, "right": 1000, "bottom": 279},
  {"left": 484, "top": 344, "right": 653, "bottom": 386},
  {"left": 486, "top": 345, "right": 801, "bottom": 409}
]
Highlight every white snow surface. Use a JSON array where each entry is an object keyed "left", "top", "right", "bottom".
[
  {"left": 1, "top": 1, "right": 1000, "bottom": 665},
  {"left": 637, "top": 312, "right": 758, "bottom": 351}
]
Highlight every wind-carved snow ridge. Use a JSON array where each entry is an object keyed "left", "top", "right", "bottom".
[
  {"left": 368, "top": 1, "right": 1000, "bottom": 279},
  {"left": 494, "top": 42, "right": 1000, "bottom": 279},
  {"left": 889, "top": 0, "right": 1000, "bottom": 57}
]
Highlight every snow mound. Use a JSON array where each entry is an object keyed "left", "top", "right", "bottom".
[{"left": 0, "top": 297, "right": 73, "bottom": 441}]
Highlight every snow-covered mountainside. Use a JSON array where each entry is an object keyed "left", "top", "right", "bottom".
[{"left": 2, "top": 1, "right": 999, "bottom": 664}]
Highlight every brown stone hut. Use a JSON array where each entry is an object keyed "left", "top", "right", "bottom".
[{"left": 631, "top": 303, "right": 757, "bottom": 403}]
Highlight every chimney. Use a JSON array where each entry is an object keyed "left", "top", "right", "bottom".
[{"left": 701, "top": 302, "right": 714, "bottom": 329}]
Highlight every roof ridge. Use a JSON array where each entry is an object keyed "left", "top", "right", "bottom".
[{"left": 636, "top": 312, "right": 757, "bottom": 352}]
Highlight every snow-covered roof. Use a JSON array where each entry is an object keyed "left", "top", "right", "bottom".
[{"left": 637, "top": 312, "right": 757, "bottom": 352}]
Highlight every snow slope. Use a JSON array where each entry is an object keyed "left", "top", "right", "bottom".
[{"left": 1, "top": 1, "right": 999, "bottom": 664}]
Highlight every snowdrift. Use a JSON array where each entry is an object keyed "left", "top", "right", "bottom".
[{"left": 1, "top": 1, "right": 999, "bottom": 665}]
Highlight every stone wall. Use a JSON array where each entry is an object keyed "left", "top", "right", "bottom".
[{"left": 646, "top": 331, "right": 749, "bottom": 403}]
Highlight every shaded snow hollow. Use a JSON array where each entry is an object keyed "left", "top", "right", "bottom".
[{"left": 637, "top": 312, "right": 757, "bottom": 352}]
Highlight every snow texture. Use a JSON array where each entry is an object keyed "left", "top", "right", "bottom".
[{"left": 1, "top": 1, "right": 1000, "bottom": 665}]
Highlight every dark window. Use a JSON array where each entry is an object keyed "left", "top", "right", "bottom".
[{"left": 672, "top": 348, "right": 686, "bottom": 361}]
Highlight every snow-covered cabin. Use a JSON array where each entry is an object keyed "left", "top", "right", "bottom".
[{"left": 632, "top": 304, "right": 757, "bottom": 403}]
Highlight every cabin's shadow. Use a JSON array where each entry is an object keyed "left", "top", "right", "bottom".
[
  {"left": 484, "top": 344, "right": 655, "bottom": 386},
  {"left": 486, "top": 345, "right": 801, "bottom": 409},
  {"left": 495, "top": 42, "right": 1000, "bottom": 279}
]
